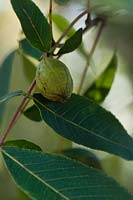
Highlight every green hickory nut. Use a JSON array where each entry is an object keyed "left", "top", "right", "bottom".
[{"left": 36, "top": 58, "right": 73, "bottom": 103}]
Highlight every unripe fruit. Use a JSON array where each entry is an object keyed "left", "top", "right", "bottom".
[{"left": 36, "top": 58, "right": 73, "bottom": 103}]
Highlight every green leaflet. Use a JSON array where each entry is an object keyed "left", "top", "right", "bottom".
[
  {"left": 61, "top": 147, "right": 102, "bottom": 170},
  {"left": 58, "top": 28, "right": 83, "bottom": 55},
  {"left": 11, "top": 0, "right": 52, "bottom": 52},
  {"left": 2, "top": 147, "right": 132, "bottom": 200},
  {"left": 0, "top": 51, "right": 15, "bottom": 124},
  {"left": 4, "top": 140, "right": 42, "bottom": 151},
  {"left": 84, "top": 54, "right": 117, "bottom": 103},
  {"left": 15, "top": 51, "right": 36, "bottom": 84},
  {"left": 52, "top": 14, "right": 88, "bottom": 58},
  {"left": 34, "top": 93, "right": 133, "bottom": 160},
  {"left": 23, "top": 104, "right": 42, "bottom": 122},
  {"left": 19, "top": 38, "right": 42, "bottom": 60},
  {"left": 0, "top": 90, "right": 25, "bottom": 104},
  {"left": 52, "top": 14, "right": 75, "bottom": 38}
]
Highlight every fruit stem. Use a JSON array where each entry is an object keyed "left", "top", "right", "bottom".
[
  {"left": 0, "top": 79, "right": 36, "bottom": 147},
  {"left": 77, "top": 20, "right": 105, "bottom": 94}
]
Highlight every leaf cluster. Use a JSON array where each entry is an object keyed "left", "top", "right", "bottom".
[{"left": 0, "top": 0, "right": 133, "bottom": 199}]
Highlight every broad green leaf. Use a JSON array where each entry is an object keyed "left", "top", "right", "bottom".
[
  {"left": 23, "top": 104, "right": 42, "bottom": 122},
  {"left": 84, "top": 54, "right": 117, "bottom": 103},
  {"left": 61, "top": 148, "right": 102, "bottom": 169},
  {"left": 0, "top": 51, "right": 15, "bottom": 124},
  {"left": 2, "top": 147, "right": 132, "bottom": 200},
  {"left": 54, "top": 0, "right": 70, "bottom": 5},
  {"left": 11, "top": 0, "right": 52, "bottom": 52},
  {"left": 16, "top": 51, "right": 36, "bottom": 83},
  {"left": 34, "top": 93, "right": 133, "bottom": 160},
  {"left": 0, "top": 90, "right": 24, "bottom": 104},
  {"left": 52, "top": 14, "right": 88, "bottom": 58},
  {"left": 19, "top": 38, "right": 42, "bottom": 60},
  {"left": 4, "top": 140, "right": 42, "bottom": 151},
  {"left": 58, "top": 29, "right": 83, "bottom": 55}
]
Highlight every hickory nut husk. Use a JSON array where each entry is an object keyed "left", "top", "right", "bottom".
[{"left": 36, "top": 58, "right": 73, "bottom": 103}]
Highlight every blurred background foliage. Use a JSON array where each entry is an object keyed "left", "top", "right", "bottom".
[{"left": 0, "top": 0, "right": 133, "bottom": 199}]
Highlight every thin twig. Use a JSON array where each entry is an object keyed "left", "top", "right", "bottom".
[
  {"left": 50, "top": 9, "right": 88, "bottom": 53},
  {"left": 0, "top": 79, "right": 36, "bottom": 147},
  {"left": 13, "top": 97, "right": 31, "bottom": 125},
  {"left": 49, "top": 0, "right": 53, "bottom": 31},
  {"left": 77, "top": 21, "right": 105, "bottom": 94}
]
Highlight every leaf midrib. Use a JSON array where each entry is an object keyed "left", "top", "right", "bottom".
[
  {"left": 22, "top": 8, "right": 45, "bottom": 49},
  {"left": 35, "top": 98, "right": 132, "bottom": 154},
  {"left": 3, "top": 150, "right": 69, "bottom": 200}
]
